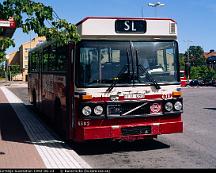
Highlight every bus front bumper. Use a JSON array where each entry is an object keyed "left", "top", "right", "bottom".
[{"left": 75, "top": 121, "right": 183, "bottom": 142}]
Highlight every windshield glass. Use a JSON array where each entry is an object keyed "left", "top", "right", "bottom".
[{"left": 76, "top": 41, "right": 179, "bottom": 87}]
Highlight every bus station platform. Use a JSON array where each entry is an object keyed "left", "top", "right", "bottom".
[{"left": 0, "top": 82, "right": 91, "bottom": 169}]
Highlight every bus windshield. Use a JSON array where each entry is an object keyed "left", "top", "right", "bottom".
[{"left": 76, "top": 40, "right": 179, "bottom": 87}]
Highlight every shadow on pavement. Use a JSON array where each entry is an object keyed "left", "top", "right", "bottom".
[
  {"left": 0, "top": 102, "right": 68, "bottom": 150},
  {"left": 203, "top": 108, "right": 216, "bottom": 111},
  {"left": 69, "top": 139, "right": 170, "bottom": 155},
  {"left": 0, "top": 103, "right": 30, "bottom": 143}
]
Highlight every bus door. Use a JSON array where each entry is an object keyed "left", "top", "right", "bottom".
[
  {"left": 38, "top": 51, "right": 43, "bottom": 111},
  {"left": 67, "top": 43, "right": 75, "bottom": 139}
]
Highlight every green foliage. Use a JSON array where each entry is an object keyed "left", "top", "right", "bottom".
[
  {"left": 8, "top": 64, "right": 20, "bottom": 77},
  {"left": 185, "top": 46, "right": 206, "bottom": 67},
  {"left": 0, "top": 64, "right": 5, "bottom": 78},
  {"left": 0, "top": 37, "right": 15, "bottom": 60},
  {"left": 190, "top": 66, "right": 216, "bottom": 80},
  {"left": 0, "top": 0, "right": 80, "bottom": 61},
  {"left": 179, "top": 53, "right": 186, "bottom": 70}
]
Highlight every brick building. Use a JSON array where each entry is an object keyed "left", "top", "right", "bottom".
[{"left": 6, "top": 36, "right": 46, "bottom": 81}]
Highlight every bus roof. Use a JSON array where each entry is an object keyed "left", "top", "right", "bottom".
[{"left": 76, "top": 17, "right": 177, "bottom": 40}]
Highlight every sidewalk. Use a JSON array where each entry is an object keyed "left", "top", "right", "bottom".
[
  {"left": 0, "top": 88, "right": 45, "bottom": 168},
  {"left": 0, "top": 86, "right": 91, "bottom": 169},
  {"left": 0, "top": 80, "right": 27, "bottom": 87}
]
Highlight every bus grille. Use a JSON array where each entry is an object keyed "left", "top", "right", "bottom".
[
  {"left": 121, "top": 126, "right": 151, "bottom": 136},
  {"left": 107, "top": 102, "right": 150, "bottom": 116}
]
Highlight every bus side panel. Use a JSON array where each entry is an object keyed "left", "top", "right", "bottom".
[
  {"left": 41, "top": 74, "right": 55, "bottom": 121},
  {"left": 53, "top": 75, "right": 67, "bottom": 136},
  {"left": 28, "top": 73, "right": 40, "bottom": 106},
  {"left": 41, "top": 73, "right": 67, "bottom": 137}
]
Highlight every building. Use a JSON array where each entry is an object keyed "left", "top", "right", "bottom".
[
  {"left": 6, "top": 51, "right": 22, "bottom": 81},
  {"left": 20, "top": 36, "right": 46, "bottom": 81},
  {"left": 204, "top": 50, "right": 216, "bottom": 70},
  {"left": 6, "top": 36, "right": 46, "bottom": 81}
]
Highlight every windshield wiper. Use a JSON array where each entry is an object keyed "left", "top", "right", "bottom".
[
  {"left": 135, "top": 49, "right": 161, "bottom": 90},
  {"left": 106, "top": 49, "right": 131, "bottom": 93}
]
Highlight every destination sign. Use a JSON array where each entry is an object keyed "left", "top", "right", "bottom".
[{"left": 115, "top": 20, "right": 146, "bottom": 33}]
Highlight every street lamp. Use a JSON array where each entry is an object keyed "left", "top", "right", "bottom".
[{"left": 147, "top": 2, "right": 165, "bottom": 17}]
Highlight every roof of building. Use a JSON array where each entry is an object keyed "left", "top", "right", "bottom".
[
  {"left": 204, "top": 50, "right": 216, "bottom": 59},
  {"left": 206, "top": 56, "right": 216, "bottom": 64}
]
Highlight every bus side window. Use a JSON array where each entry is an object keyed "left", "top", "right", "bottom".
[
  {"left": 56, "top": 46, "right": 67, "bottom": 72},
  {"left": 48, "top": 46, "right": 57, "bottom": 71},
  {"left": 30, "top": 52, "right": 38, "bottom": 72},
  {"left": 43, "top": 48, "right": 49, "bottom": 72}
]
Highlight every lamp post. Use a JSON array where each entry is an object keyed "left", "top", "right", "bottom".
[{"left": 147, "top": 2, "right": 165, "bottom": 17}]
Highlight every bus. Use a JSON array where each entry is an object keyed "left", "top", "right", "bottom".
[
  {"left": 28, "top": 17, "right": 183, "bottom": 142},
  {"left": 180, "top": 70, "right": 187, "bottom": 87}
]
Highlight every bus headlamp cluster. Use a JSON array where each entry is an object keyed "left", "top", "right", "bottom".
[
  {"left": 165, "top": 102, "right": 173, "bottom": 112},
  {"left": 174, "top": 101, "right": 183, "bottom": 111},
  {"left": 82, "top": 105, "right": 104, "bottom": 116},
  {"left": 164, "top": 101, "right": 182, "bottom": 112},
  {"left": 82, "top": 106, "right": 92, "bottom": 116}
]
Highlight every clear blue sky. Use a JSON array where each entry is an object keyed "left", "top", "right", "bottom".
[{"left": 4, "top": 0, "right": 216, "bottom": 54}]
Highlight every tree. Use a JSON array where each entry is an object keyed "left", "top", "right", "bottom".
[
  {"left": 190, "top": 65, "right": 216, "bottom": 80},
  {"left": 7, "top": 64, "right": 20, "bottom": 80},
  {"left": 0, "top": 0, "right": 80, "bottom": 61},
  {"left": 185, "top": 46, "right": 206, "bottom": 67},
  {"left": 179, "top": 53, "right": 186, "bottom": 70},
  {"left": 183, "top": 45, "right": 206, "bottom": 79}
]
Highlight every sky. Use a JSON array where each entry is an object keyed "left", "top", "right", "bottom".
[{"left": 3, "top": 0, "right": 216, "bottom": 54}]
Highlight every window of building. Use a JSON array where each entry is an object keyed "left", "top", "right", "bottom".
[{"left": 25, "top": 48, "right": 30, "bottom": 53}]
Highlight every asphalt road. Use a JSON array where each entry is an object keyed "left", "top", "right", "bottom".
[{"left": 7, "top": 85, "right": 216, "bottom": 168}]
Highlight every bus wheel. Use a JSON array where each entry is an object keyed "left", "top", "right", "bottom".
[
  {"left": 32, "top": 90, "right": 36, "bottom": 108},
  {"left": 54, "top": 98, "right": 62, "bottom": 129}
]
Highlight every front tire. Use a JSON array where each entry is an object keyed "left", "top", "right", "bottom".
[{"left": 32, "top": 90, "right": 36, "bottom": 108}]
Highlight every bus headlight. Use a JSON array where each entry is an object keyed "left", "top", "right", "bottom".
[
  {"left": 174, "top": 101, "right": 182, "bottom": 111},
  {"left": 82, "top": 106, "right": 92, "bottom": 116},
  {"left": 94, "top": 105, "right": 104, "bottom": 116},
  {"left": 165, "top": 102, "right": 173, "bottom": 112}
]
